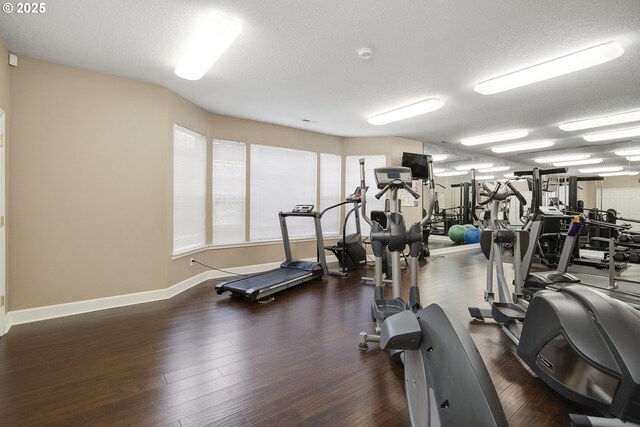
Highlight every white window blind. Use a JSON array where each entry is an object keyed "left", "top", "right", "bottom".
[
  {"left": 250, "top": 145, "right": 317, "bottom": 241},
  {"left": 212, "top": 139, "right": 246, "bottom": 245},
  {"left": 319, "top": 153, "right": 342, "bottom": 236},
  {"left": 345, "top": 155, "right": 387, "bottom": 235},
  {"left": 173, "top": 125, "right": 206, "bottom": 254}
]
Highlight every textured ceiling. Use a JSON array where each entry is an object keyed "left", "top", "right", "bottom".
[{"left": 1, "top": 0, "right": 640, "bottom": 174}]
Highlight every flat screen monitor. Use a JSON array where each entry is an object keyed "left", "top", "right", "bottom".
[{"left": 401, "top": 152, "right": 430, "bottom": 180}]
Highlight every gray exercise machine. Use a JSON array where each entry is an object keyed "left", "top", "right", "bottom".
[
  {"left": 358, "top": 159, "right": 508, "bottom": 427},
  {"left": 215, "top": 205, "right": 328, "bottom": 301},
  {"left": 469, "top": 169, "right": 640, "bottom": 426}
]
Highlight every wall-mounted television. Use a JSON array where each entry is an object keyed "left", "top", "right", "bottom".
[{"left": 401, "top": 152, "right": 430, "bottom": 180}]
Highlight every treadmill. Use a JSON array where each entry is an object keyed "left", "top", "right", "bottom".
[{"left": 215, "top": 205, "right": 328, "bottom": 301}]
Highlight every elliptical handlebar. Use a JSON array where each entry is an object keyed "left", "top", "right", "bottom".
[
  {"left": 477, "top": 181, "right": 502, "bottom": 206},
  {"left": 506, "top": 182, "right": 527, "bottom": 206},
  {"left": 359, "top": 158, "right": 373, "bottom": 226}
]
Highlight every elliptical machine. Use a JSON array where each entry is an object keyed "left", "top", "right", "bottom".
[
  {"left": 358, "top": 159, "right": 508, "bottom": 427},
  {"left": 469, "top": 169, "right": 640, "bottom": 426}
]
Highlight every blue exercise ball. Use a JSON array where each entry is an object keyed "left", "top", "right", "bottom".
[{"left": 464, "top": 227, "right": 481, "bottom": 244}]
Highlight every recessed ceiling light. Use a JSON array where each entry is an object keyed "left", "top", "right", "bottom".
[
  {"left": 475, "top": 175, "right": 495, "bottom": 180},
  {"left": 478, "top": 166, "right": 511, "bottom": 172},
  {"left": 436, "top": 171, "right": 469, "bottom": 177},
  {"left": 615, "top": 148, "right": 640, "bottom": 156},
  {"left": 175, "top": 12, "right": 243, "bottom": 80},
  {"left": 431, "top": 154, "right": 449, "bottom": 162},
  {"left": 583, "top": 126, "right": 640, "bottom": 142},
  {"left": 599, "top": 171, "right": 639, "bottom": 177},
  {"left": 491, "top": 140, "right": 554, "bottom": 153},
  {"left": 535, "top": 154, "right": 590, "bottom": 163},
  {"left": 626, "top": 156, "right": 640, "bottom": 161},
  {"left": 455, "top": 163, "right": 493, "bottom": 171},
  {"left": 559, "top": 110, "right": 640, "bottom": 131},
  {"left": 553, "top": 158, "right": 603, "bottom": 167},
  {"left": 474, "top": 41, "right": 624, "bottom": 95},
  {"left": 367, "top": 98, "right": 444, "bottom": 125},
  {"left": 578, "top": 166, "right": 624, "bottom": 173},
  {"left": 460, "top": 130, "right": 528, "bottom": 146}
]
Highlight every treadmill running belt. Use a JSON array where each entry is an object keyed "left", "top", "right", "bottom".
[{"left": 217, "top": 267, "right": 315, "bottom": 301}]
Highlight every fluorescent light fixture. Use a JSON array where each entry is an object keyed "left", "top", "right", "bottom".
[
  {"left": 553, "top": 158, "right": 603, "bottom": 167},
  {"left": 367, "top": 98, "right": 444, "bottom": 125},
  {"left": 535, "top": 154, "right": 590, "bottom": 163},
  {"left": 474, "top": 41, "right": 624, "bottom": 95},
  {"left": 578, "top": 166, "right": 623, "bottom": 173},
  {"left": 615, "top": 149, "right": 640, "bottom": 156},
  {"left": 599, "top": 171, "right": 639, "bottom": 177},
  {"left": 626, "top": 156, "right": 640, "bottom": 161},
  {"left": 491, "top": 140, "right": 554, "bottom": 153},
  {"left": 432, "top": 168, "right": 446, "bottom": 174},
  {"left": 460, "top": 130, "right": 528, "bottom": 146},
  {"left": 559, "top": 110, "right": 640, "bottom": 131},
  {"left": 504, "top": 173, "right": 516, "bottom": 178},
  {"left": 478, "top": 166, "right": 511, "bottom": 173},
  {"left": 455, "top": 163, "right": 493, "bottom": 171},
  {"left": 436, "top": 171, "right": 469, "bottom": 177},
  {"left": 175, "top": 12, "right": 243, "bottom": 80},
  {"left": 475, "top": 175, "right": 495, "bottom": 180},
  {"left": 431, "top": 154, "right": 448, "bottom": 162},
  {"left": 583, "top": 126, "right": 640, "bottom": 142}
]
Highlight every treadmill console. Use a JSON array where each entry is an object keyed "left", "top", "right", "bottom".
[
  {"left": 292, "top": 205, "right": 314, "bottom": 213},
  {"left": 374, "top": 167, "right": 413, "bottom": 189},
  {"left": 540, "top": 206, "right": 564, "bottom": 216}
]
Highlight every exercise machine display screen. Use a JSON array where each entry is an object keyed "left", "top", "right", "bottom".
[{"left": 374, "top": 167, "right": 413, "bottom": 188}]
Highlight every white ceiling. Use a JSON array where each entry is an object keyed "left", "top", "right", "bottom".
[{"left": 1, "top": 0, "right": 640, "bottom": 174}]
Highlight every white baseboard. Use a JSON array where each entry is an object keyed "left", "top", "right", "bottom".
[{"left": 4, "top": 255, "right": 338, "bottom": 331}]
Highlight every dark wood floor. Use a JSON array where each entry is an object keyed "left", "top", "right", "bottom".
[{"left": 0, "top": 249, "right": 584, "bottom": 426}]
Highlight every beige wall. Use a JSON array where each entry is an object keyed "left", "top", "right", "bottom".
[
  {"left": 9, "top": 56, "right": 359, "bottom": 310},
  {"left": 9, "top": 57, "right": 170, "bottom": 310}
]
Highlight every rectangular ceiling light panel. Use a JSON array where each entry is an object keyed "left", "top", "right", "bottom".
[
  {"left": 491, "top": 140, "right": 554, "bottom": 153},
  {"left": 553, "top": 158, "right": 603, "bottom": 167},
  {"left": 535, "top": 154, "right": 590, "bottom": 163},
  {"left": 460, "top": 130, "right": 528, "bottom": 146},
  {"left": 583, "top": 126, "right": 640, "bottom": 142},
  {"left": 367, "top": 98, "right": 444, "bottom": 125},
  {"left": 475, "top": 41, "right": 624, "bottom": 95},
  {"left": 559, "top": 110, "right": 640, "bottom": 131},
  {"left": 175, "top": 12, "right": 243, "bottom": 80}
]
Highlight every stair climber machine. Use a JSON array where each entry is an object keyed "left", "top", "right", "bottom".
[
  {"left": 357, "top": 159, "right": 508, "bottom": 427},
  {"left": 469, "top": 168, "right": 640, "bottom": 427}
]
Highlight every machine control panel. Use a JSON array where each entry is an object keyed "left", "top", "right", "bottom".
[
  {"left": 374, "top": 167, "right": 413, "bottom": 189},
  {"left": 540, "top": 206, "right": 564, "bottom": 216},
  {"left": 292, "top": 205, "right": 314, "bottom": 213}
]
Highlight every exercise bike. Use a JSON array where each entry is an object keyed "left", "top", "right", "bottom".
[
  {"left": 469, "top": 169, "right": 640, "bottom": 426},
  {"left": 357, "top": 159, "right": 508, "bottom": 427}
]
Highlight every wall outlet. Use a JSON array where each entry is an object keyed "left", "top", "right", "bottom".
[{"left": 190, "top": 258, "right": 195, "bottom": 267}]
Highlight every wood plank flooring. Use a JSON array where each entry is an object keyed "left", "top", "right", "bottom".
[{"left": 0, "top": 248, "right": 590, "bottom": 426}]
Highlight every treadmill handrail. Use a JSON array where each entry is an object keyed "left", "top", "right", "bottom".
[{"left": 279, "top": 211, "right": 321, "bottom": 218}]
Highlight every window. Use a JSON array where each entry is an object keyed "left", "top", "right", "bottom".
[
  {"left": 212, "top": 139, "right": 246, "bottom": 244},
  {"left": 250, "top": 145, "right": 317, "bottom": 241},
  {"left": 173, "top": 125, "right": 206, "bottom": 254},
  {"left": 345, "top": 155, "right": 387, "bottom": 235},
  {"left": 319, "top": 153, "right": 342, "bottom": 236}
]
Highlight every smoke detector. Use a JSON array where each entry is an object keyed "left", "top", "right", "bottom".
[{"left": 357, "top": 47, "right": 373, "bottom": 60}]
